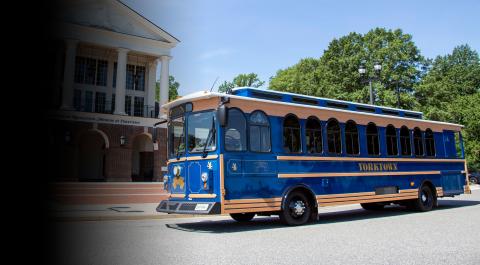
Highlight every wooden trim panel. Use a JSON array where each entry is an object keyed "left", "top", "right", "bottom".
[
  {"left": 278, "top": 171, "right": 441, "bottom": 178},
  {"left": 225, "top": 206, "right": 281, "bottom": 214},
  {"left": 188, "top": 194, "right": 217, "bottom": 199},
  {"left": 277, "top": 156, "right": 465, "bottom": 163},
  {"left": 169, "top": 194, "right": 185, "bottom": 198},
  {"left": 228, "top": 97, "right": 462, "bottom": 132},
  {"left": 225, "top": 197, "right": 283, "bottom": 204},
  {"left": 220, "top": 154, "right": 225, "bottom": 214}
]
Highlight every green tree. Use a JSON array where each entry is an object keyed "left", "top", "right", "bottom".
[
  {"left": 218, "top": 73, "right": 265, "bottom": 93},
  {"left": 156, "top": 75, "right": 180, "bottom": 102},
  {"left": 416, "top": 45, "right": 480, "bottom": 170},
  {"left": 270, "top": 28, "right": 425, "bottom": 109}
]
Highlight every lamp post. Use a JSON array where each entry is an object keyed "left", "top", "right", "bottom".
[{"left": 359, "top": 61, "right": 382, "bottom": 105}]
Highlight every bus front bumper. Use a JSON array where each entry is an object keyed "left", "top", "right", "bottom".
[{"left": 156, "top": 200, "right": 221, "bottom": 214}]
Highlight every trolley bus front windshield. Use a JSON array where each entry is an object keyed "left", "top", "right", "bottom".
[{"left": 168, "top": 111, "right": 216, "bottom": 158}]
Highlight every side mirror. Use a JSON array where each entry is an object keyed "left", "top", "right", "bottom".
[{"left": 217, "top": 105, "right": 228, "bottom": 127}]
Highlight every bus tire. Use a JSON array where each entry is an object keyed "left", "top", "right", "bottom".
[
  {"left": 360, "top": 202, "right": 385, "bottom": 211},
  {"left": 230, "top": 213, "right": 255, "bottom": 222},
  {"left": 411, "top": 185, "right": 435, "bottom": 212},
  {"left": 279, "top": 191, "right": 312, "bottom": 226}
]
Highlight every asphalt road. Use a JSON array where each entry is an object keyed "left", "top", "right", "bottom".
[{"left": 51, "top": 189, "right": 480, "bottom": 265}]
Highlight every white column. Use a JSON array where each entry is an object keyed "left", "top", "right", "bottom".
[
  {"left": 147, "top": 59, "right": 158, "bottom": 118},
  {"left": 114, "top": 48, "right": 129, "bottom": 115},
  {"left": 60, "top": 39, "right": 79, "bottom": 110},
  {"left": 158, "top": 55, "right": 171, "bottom": 118}
]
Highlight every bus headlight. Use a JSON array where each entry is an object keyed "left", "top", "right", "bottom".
[{"left": 201, "top": 172, "right": 208, "bottom": 183}]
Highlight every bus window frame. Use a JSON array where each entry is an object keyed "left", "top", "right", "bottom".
[
  {"left": 186, "top": 108, "right": 218, "bottom": 154},
  {"left": 283, "top": 113, "right": 302, "bottom": 154},
  {"left": 223, "top": 107, "right": 248, "bottom": 153},
  {"left": 344, "top": 119, "right": 360, "bottom": 156},
  {"left": 248, "top": 110, "right": 272, "bottom": 153}
]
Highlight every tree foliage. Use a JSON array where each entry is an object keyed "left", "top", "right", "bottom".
[
  {"left": 218, "top": 73, "right": 265, "bottom": 93},
  {"left": 270, "top": 28, "right": 425, "bottom": 109},
  {"left": 269, "top": 28, "right": 479, "bottom": 171},
  {"left": 416, "top": 45, "right": 480, "bottom": 170},
  {"left": 156, "top": 75, "right": 180, "bottom": 102}
]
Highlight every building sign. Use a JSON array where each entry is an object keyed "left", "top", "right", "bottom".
[{"left": 47, "top": 110, "right": 166, "bottom": 128}]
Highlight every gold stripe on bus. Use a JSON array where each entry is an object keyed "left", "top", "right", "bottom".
[
  {"left": 220, "top": 154, "right": 225, "bottom": 214},
  {"left": 224, "top": 206, "right": 281, "bottom": 214},
  {"left": 169, "top": 194, "right": 185, "bottom": 198},
  {"left": 225, "top": 197, "right": 283, "bottom": 204},
  {"left": 319, "top": 195, "right": 418, "bottom": 207},
  {"left": 188, "top": 194, "right": 217, "bottom": 199},
  {"left": 277, "top": 156, "right": 465, "bottom": 163},
  {"left": 278, "top": 171, "right": 441, "bottom": 178},
  {"left": 224, "top": 202, "right": 282, "bottom": 210},
  {"left": 315, "top": 189, "right": 417, "bottom": 200},
  {"left": 317, "top": 192, "right": 416, "bottom": 204}
]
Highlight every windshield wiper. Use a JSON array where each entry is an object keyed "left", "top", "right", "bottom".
[
  {"left": 176, "top": 132, "right": 184, "bottom": 160},
  {"left": 202, "top": 117, "right": 216, "bottom": 158}
]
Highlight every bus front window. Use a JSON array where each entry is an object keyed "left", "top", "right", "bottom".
[
  {"left": 187, "top": 111, "right": 216, "bottom": 153},
  {"left": 169, "top": 116, "right": 185, "bottom": 158}
]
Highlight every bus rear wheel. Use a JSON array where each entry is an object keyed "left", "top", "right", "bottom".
[
  {"left": 410, "top": 185, "right": 436, "bottom": 212},
  {"left": 230, "top": 213, "right": 255, "bottom": 222},
  {"left": 279, "top": 191, "right": 312, "bottom": 226}
]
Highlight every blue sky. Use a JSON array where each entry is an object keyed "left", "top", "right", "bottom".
[{"left": 122, "top": 0, "right": 480, "bottom": 96}]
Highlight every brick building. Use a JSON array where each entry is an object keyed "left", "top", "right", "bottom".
[{"left": 47, "top": 0, "right": 178, "bottom": 182}]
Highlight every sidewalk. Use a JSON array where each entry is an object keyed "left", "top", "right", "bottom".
[
  {"left": 50, "top": 202, "right": 209, "bottom": 222},
  {"left": 51, "top": 184, "right": 479, "bottom": 222}
]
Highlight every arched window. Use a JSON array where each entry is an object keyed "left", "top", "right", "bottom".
[
  {"left": 225, "top": 108, "right": 246, "bottom": 151},
  {"left": 327, "top": 119, "right": 342, "bottom": 155},
  {"left": 306, "top": 117, "right": 322, "bottom": 154},
  {"left": 400, "top": 126, "right": 411, "bottom": 156},
  {"left": 345, "top": 120, "right": 359, "bottom": 155},
  {"left": 413, "top": 127, "right": 424, "bottom": 157},
  {"left": 283, "top": 114, "right": 301, "bottom": 153},
  {"left": 366, "top": 122, "right": 380, "bottom": 156},
  {"left": 425, "top": 129, "right": 436, "bottom": 157},
  {"left": 249, "top": 111, "right": 271, "bottom": 152},
  {"left": 386, "top": 125, "right": 398, "bottom": 156}
]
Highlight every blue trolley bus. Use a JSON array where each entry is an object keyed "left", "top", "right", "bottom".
[{"left": 157, "top": 87, "right": 470, "bottom": 225}]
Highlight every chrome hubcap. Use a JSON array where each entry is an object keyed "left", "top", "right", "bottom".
[
  {"left": 421, "top": 193, "right": 427, "bottom": 202},
  {"left": 291, "top": 200, "right": 305, "bottom": 216}
]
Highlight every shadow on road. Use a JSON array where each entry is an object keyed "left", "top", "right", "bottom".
[{"left": 165, "top": 199, "right": 479, "bottom": 234}]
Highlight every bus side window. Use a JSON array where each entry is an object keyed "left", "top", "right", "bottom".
[
  {"left": 345, "top": 120, "right": 360, "bottom": 155},
  {"left": 367, "top": 122, "right": 380, "bottom": 156},
  {"left": 249, "top": 110, "right": 271, "bottom": 152},
  {"left": 455, "top": 131, "right": 464, "bottom": 158},
  {"left": 306, "top": 116, "right": 322, "bottom": 154},
  {"left": 386, "top": 124, "right": 398, "bottom": 156},
  {"left": 425, "top": 128, "right": 436, "bottom": 157},
  {"left": 225, "top": 108, "right": 247, "bottom": 151},
  {"left": 283, "top": 114, "right": 301, "bottom": 153},
  {"left": 413, "top": 127, "right": 424, "bottom": 157},
  {"left": 327, "top": 118, "right": 342, "bottom": 155},
  {"left": 400, "top": 126, "right": 411, "bottom": 156}
]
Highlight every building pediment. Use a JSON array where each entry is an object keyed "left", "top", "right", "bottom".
[{"left": 57, "top": 0, "right": 178, "bottom": 45}]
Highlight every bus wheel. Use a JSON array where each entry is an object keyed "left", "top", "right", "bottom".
[
  {"left": 279, "top": 191, "right": 312, "bottom": 226},
  {"left": 411, "top": 185, "right": 435, "bottom": 212},
  {"left": 230, "top": 213, "right": 255, "bottom": 222},
  {"left": 360, "top": 202, "right": 385, "bottom": 211}
]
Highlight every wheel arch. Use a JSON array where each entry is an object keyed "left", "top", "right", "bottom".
[
  {"left": 420, "top": 179, "right": 438, "bottom": 197},
  {"left": 281, "top": 184, "right": 318, "bottom": 210}
]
